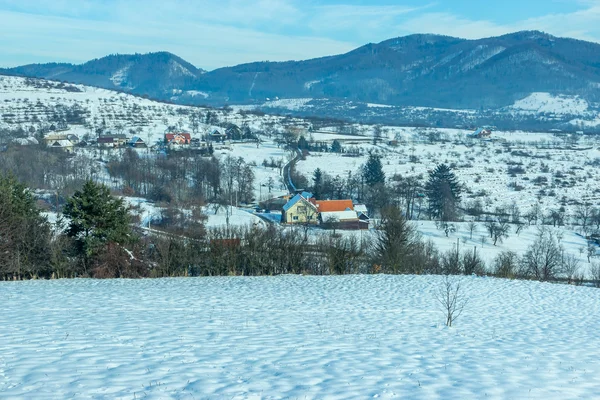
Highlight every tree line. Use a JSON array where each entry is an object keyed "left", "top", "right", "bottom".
[{"left": 2, "top": 174, "right": 598, "bottom": 285}]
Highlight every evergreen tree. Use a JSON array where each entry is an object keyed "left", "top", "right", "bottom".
[
  {"left": 297, "top": 135, "right": 309, "bottom": 151},
  {"left": 372, "top": 206, "right": 420, "bottom": 274},
  {"left": 362, "top": 153, "right": 386, "bottom": 187},
  {"left": 63, "top": 181, "right": 133, "bottom": 271},
  {"left": 312, "top": 168, "right": 323, "bottom": 199},
  {"left": 425, "top": 164, "right": 462, "bottom": 221},
  {"left": 0, "top": 173, "right": 52, "bottom": 278},
  {"left": 331, "top": 140, "right": 342, "bottom": 153}
]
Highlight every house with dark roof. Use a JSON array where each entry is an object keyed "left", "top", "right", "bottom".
[{"left": 128, "top": 136, "right": 147, "bottom": 148}]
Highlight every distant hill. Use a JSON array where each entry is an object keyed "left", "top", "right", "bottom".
[
  {"left": 189, "top": 31, "right": 600, "bottom": 109},
  {"left": 2, "top": 52, "right": 204, "bottom": 99},
  {"left": 3, "top": 31, "right": 600, "bottom": 129}
]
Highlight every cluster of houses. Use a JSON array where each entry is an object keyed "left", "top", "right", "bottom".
[
  {"left": 42, "top": 126, "right": 249, "bottom": 153},
  {"left": 281, "top": 192, "right": 369, "bottom": 230}
]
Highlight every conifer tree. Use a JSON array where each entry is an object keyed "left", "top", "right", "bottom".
[
  {"left": 0, "top": 173, "right": 52, "bottom": 278},
  {"left": 425, "top": 164, "right": 462, "bottom": 221},
  {"left": 312, "top": 168, "right": 323, "bottom": 199},
  {"left": 63, "top": 180, "right": 133, "bottom": 271},
  {"left": 362, "top": 153, "right": 386, "bottom": 187}
]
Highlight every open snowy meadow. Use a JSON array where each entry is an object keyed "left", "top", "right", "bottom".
[{"left": 2, "top": 276, "right": 600, "bottom": 399}]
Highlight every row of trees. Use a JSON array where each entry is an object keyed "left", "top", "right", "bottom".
[
  {"left": 0, "top": 176, "right": 135, "bottom": 279},
  {"left": 2, "top": 174, "right": 595, "bottom": 284},
  {"left": 107, "top": 149, "right": 255, "bottom": 205},
  {"left": 308, "top": 155, "right": 462, "bottom": 221}
]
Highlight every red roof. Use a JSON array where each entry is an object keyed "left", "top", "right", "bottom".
[
  {"left": 165, "top": 132, "right": 191, "bottom": 141},
  {"left": 315, "top": 200, "right": 354, "bottom": 212}
]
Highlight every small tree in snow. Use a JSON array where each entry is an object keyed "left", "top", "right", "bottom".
[{"left": 436, "top": 275, "right": 468, "bottom": 327}]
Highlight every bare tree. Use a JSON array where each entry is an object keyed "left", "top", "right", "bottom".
[
  {"left": 436, "top": 275, "right": 468, "bottom": 327},
  {"left": 467, "top": 221, "right": 477, "bottom": 240},
  {"left": 561, "top": 253, "right": 580, "bottom": 284},
  {"left": 590, "top": 262, "right": 600, "bottom": 288},
  {"left": 521, "top": 230, "right": 562, "bottom": 281},
  {"left": 493, "top": 250, "right": 519, "bottom": 278},
  {"left": 575, "top": 203, "right": 593, "bottom": 234}
]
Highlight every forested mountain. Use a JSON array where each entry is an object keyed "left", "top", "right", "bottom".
[
  {"left": 3, "top": 31, "right": 600, "bottom": 128},
  {"left": 2, "top": 52, "right": 204, "bottom": 98},
  {"left": 190, "top": 31, "right": 600, "bottom": 109}
]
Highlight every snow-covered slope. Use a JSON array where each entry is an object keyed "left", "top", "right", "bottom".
[
  {"left": 509, "top": 92, "right": 592, "bottom": 115},
  {"left": 2, "top": 275, "right": 600, "bottom": 398}
]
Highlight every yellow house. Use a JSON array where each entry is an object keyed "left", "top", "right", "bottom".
[{"left": 281, "top": 193, "right": 318, "bottom": 224}]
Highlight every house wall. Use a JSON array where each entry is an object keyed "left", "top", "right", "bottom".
[{"left": 283, "top": 201, "right": 318, "bottom": 224}]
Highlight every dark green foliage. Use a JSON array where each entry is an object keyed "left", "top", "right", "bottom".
[
  {"left": 331, "top": 140, "right": 343, "bottom": 153},
  {"left": 425, "top": 164, "right": 462, "bottom": 221},
  {"left": 372, "top": 206, "right": 421, "bottom": 274},
  {"left": 312, "top": 168, "right": 323, "bottom": 199},
  {"left": 0, "top": 173, "right": 52, "bottom": 278},
  {"left": 63, "top": 180, "right": 134, "bottom": 271},
  {"left": 362, "top": 152, "right": 386, "bottom": 187}
]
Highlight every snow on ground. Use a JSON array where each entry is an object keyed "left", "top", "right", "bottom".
[
  {"left": 510, "top": 92, "right": 590, "bottom": 115},
  {"left": 2, "top": 275, "right": 600, "bottom": 399},
  {"left": 297, "top": 134, "right": 600, "bottom": 219},
  {"left": 216, "top": 141, "right": 290, "bottom": 202},
  {"left": 262, "top": 98, "right": 313, "bottom": 111},
  {"left": 415, "top": 220, "right": 596, "bottom": 275},
  {"left": 203, "top": 205, "right": 266, "bottom": 228}
]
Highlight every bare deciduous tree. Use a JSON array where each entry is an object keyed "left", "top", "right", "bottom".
[
  {"left": 560, "top": 253, "right": 580, "bottom": 284},
  {"left": 436, "top": 275, "right": 468, "bottom": 327}
]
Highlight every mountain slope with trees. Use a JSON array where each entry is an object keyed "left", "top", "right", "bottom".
[{"left": 3, "top": 31, "right": 600, "bottom": 114}]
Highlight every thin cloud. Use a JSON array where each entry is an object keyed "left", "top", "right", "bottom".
[{"left": 399, "top": 4, "right": 600, "bottom": 43}]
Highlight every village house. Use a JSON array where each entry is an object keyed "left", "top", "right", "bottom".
[
  {"left": 128, "top": 136, "right": 147, "bottom": 148},
  {"left": 48, "top": 139, "right": 75, "bottom": 153},
  {"left": 208, "top": 129, "right": 227, "bottom": 143},
  {"left": 97, "top": 134, "right": 128, "bottom": 148},
  {"left": 165, "top": 132, "right": 192, "bottom": 148},
  {"left": 281, "top": 195, "right": 370, "bottom": 229},
  {"left": 313, "top": 199, "right": 369, "bottom": 230},
  {"left": 281, "top": 192, "right": 318, "bottom": 224},
  {"left": 467, "top": 127, "right": 493, "bottom": 139},
  {"left": 44, "top": 133, "right": 80, "bottom": 153}
]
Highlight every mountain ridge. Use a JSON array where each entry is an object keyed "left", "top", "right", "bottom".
[{"left": 2, "top": 30, "right": 600, "bottom": 129}]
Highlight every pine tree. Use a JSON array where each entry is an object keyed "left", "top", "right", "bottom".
[
  {"left": 373, "top": 206, "right": 420, "bottom": 273},
  {"left": 63, "top": 181, "right": 133, "bottom": 271},
  {"left": 312, "top": 168, "right": 323, "bottom": 199},
  {"left": 331, "top": 140, "right": 342, "bottom": 153},
  {"left": 0, "top": 173, "right": 52, "bottom": 278},
  {"left": 362, "top": 153, "right": 386, "bottom": 187},
  {"left": 425, "top": 164, "right": 462, "bottom": 221}
]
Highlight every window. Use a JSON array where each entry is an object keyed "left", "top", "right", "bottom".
[{"left": 293, "top": 216, "right": 299, "bottom": 221}]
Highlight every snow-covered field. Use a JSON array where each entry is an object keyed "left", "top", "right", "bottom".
[
  {"left": 297, "top": 132, "right": 600, "bottom": 218},
  {"left": 2, "top": 276, "right": 600, "bottom": 399}
]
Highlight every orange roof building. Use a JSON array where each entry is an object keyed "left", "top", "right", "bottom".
[{"left": 314, "top": 200, "right": 354, "bottom": 212}]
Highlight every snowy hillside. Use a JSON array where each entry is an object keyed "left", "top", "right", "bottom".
[
  {"left": 509, "top": 92, "right": 591, "bottom": 115},
  {"left": 0, "top": 75, "right": 296, "bottom": 144},
  {"left": 2, "top": 276, "right": 600, "bottom": 398}
]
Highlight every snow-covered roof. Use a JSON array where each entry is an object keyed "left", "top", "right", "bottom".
[
  {"left": 354, "top": 204, "right": 368, "bottom": 213},
  {"left": 50, "top": 139, "right": 74, "bottom": 147},
  {"left": 321, "top": 210, "right": 359, "bottom": 222},
  {"left": 12, "top": 137, "right": 39, "bottom": 145}
]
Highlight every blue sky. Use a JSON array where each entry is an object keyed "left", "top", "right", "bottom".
[{"left": 1, "top": 0, "right": 599, "bottom": 70}]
